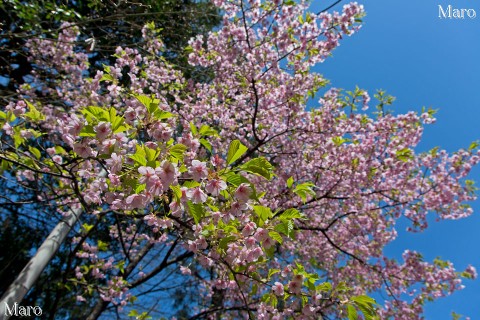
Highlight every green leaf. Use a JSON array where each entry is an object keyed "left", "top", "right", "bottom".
[
  {"left": 184, "top": 45, "right": 194, "bottom": 54},
  {"left": 293, "top": 182, "right": 316, "bottom": 203},
  {"left": 332, "top": 136, "right": 349, "bottom": 146},
  {"left": 79, "top": 125, "right": 96, "bottom": 137},
  {"left": 128, "top": 310, "right": 139, "bottom": 317},
  {"left": 97, "top": 240, "right": 109, "bottom": 252},
  {"left": 137, "top": 312, "right": 152, "bottom": 320},
  {"left": 351, "top": 295, "right": 376, "bottom": 305},
  {"left": 170, "top": 185, "right": 182, "bottom": 201},
  {"left": 274, "top": 220, "right": 294, "bottom": 238},
  {"left": 239, "top": 157, "right": 274, "bottom": 180},
  {"left": 169, "top": 144, "right": 187, "bottom": 161},
  {"left": 451, "top": 312, "right": 463, "bottom": 320},
  {"left": 24, "top": 101, "right": 45, "bottom": 121},
  {"left": 352, "top": 157, "right": 359, "bottom": 168},
  {"left": 130, "top": 153, "right": 147, "bottom": 166},
  {"left": 153, "top": 109, "right": 173, "bottom": 120},
  {"left": 252, "top": 283, "right": 258, "bottom": 295},
  {"left": 146, "top": 99, "right": 159, "bottom": 114},
  {"left": 135, "top": 184, "right": 146, "bottom": 194},
  {"left": 183, "top": 180, "right": 201, "bottom": 188},
  {"left": 81, "top": 105, "right": 108, "bottom": 122},
  {"left": 199, "top": 124, "right": 218, "bottom": 137},
  {"left": 108, "top": 107, "right": 127, "bottom": 133},
  {"left": 469, "top": 141, "right": 479, "bottom": 151},
  {"left": 189, "top": 122, "right": 198, "bottom": 135},
  {"left": 100, "top": 74, "right": 114, "bottom": 82},
  {"left": 199, "top": 138, "right": 212, "bottom": 152},
  {"left": 268, "top": 231, "right": 283, "bottom": 244},
  {"left": 460, "top": 271, "right": 475, "bottom": 280},
  {"left": 206, "top": 202, "right": 219, "bottom": 212},
  {"left": 351, "top": 295, "right": 378, "bottom": 319},
  {"left": 347, "top": 304, "right": 358, "bottom": 320},
  {"left": 253, "top": 205, "right": 272, "bottom": 223},
  {"left": 187, "top": 201, "right": 205, "bottom": 224},
  {"left": 113, "top": 125, "right": 128, "bottom": 134},
  {"left": 108, "top": 107, "right": 118, "bottom": 124},
  {"left": 227, "top": 140, "right": 248, "bottom": 165},
  {"left": 219, "top": 235, "right": 237, "bottom": 250},
  {"left": 223, "top": 172, "right": 250, "bottom": 187},
  {"left": 178, "top": 164, "right": 188, "bottom": 173},
  {"left": 279, "top": 208, "right": 303, "bottom": 221},
  {"left": 316, "top": 282, "right": 332, "bottom": 292},
  {"left": 82, "top": 223, "right": 94, "bottom": 233},
  {"left": 268, "top": 269, "right": 280, "bottom": 278},
  {"left": 286, "top": 176, "right": 294, "bottom": 188},
  {"left": 28, "top": 146, "right": 41, "bottom": 160},
  {"left": 395, "top": 148, "right": 413, "bottom": 162},
  {"left": 144, "top": 146, "right": 158, "bottom": 162},
  {"left": 135, "top": 95, "right": 153, "bottom": 109}
]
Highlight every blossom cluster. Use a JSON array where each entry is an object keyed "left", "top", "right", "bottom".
[{"left": 1, "top": 0, "right": 478, "bottom": 319}]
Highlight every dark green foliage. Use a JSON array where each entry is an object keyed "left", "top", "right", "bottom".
[{"left": 0, "top": 0, "right": 221, "bottom": 103}]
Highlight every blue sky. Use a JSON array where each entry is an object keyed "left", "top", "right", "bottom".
[{"left": 311, "top": 0, "right": 480, "bottom": 318}]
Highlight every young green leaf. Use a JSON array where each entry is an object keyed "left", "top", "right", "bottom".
[
  {"left": 239, "top": 157, "right": 274, "bottom": 180},
  {"left": 169, "top": 144, "right": 188, "bottom": 161},
  {"left": 24, "top": 101, "right": 45, "bottom": 121},
  {"left": 268, "top": 231, "right": 283, "bottom": 244},
  {"left": 253, "top": 205, "right": 272, "bottom": 223},
  {"left": 135, "top": 94, "right": 153, "bottom": 109},
  {"left": 189, "top": 122, "right": 198, "bottom": 135},
  {"left": 274, "top": 220, "right": 294, "bottom": 238},
  {"left": 347, "top": 304, "right": 358, "bottom": 320},
  {"left": 293, "top": 182, "right": 316, "bottom": 203},
  {"left": 227, "top": 139, "right": 248, "bottom": 165},
  {"left": 187, "top": 201, "right": 206, "bottom": 224},
  {"left": 286, "top": 176, "right": 294, "bottom": 188},
  {"left": 279, "top": 208, "right": 303, "bottom": 221},
  {"left": 130, "top": 153, "right": 147, "bottom": 166},
  {"left": 199, "top": 138, "right": 212, "bottom": 152}
]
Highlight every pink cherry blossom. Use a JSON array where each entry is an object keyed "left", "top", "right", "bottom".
[
  {"left": 189, "top": 160, "right": 208, "bottom": 181},
  {"left": 73, "top": 142, "right": 93, "bottom": 158},
  {"left": 156, "top": 160, "right": 176, "bottom": 187},
  {"left": 288, "top": 280, "right": 302, "bottom": 295},
  {"left": 187, "top": 187, "right": 207, "bottom": 204},
  {"left": 235, "top": 183, "right": 252, "bottom": 203},
  {"left": 242, "top": 222, "right": 256, "bottom": 237},
  {"left": 180, "top": 266, "right": 191, "bottom": 275},
  {"left": 254, "top": 228, "right": 269, "bottom": 243},
  {"left": 272, "top": 282, "right": 284, "bottom": 296},
  {"left": 94, "top": 122, "right": 112, "bottom": 140},
  {"left": 52, "top": 155, "right": 63, "bottom": 164},
  {"left": 205, "top": 179, "right": 227, "bottom": 196},
  {"left": 2, "top": 122, "right": 13, "bottom": 135},
  {"left": 105, "top": 153, "right": 123, "bottom": 174},
  {"left": 125, "top": 194, "right": 145, "bottom": 209},
  {"left": 138, "top": 166, "right": 156, "bottom": 185}
]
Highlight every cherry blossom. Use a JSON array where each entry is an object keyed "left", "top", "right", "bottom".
[
  {"left": 156, "top": 160, "right": 177, "bottom": 187},
  {"left": 205, "top": 179, "right": 227, "bottom": 196},
  {"left": 1, "top": 0, "right": 478, "bottom": 318},
  {"left": 188, "top": 160, "right": 209, "bottom": 181},
  {"left": 272, "top": 282, "right": 284, "bottom": 296},
  {"left": 187, "top": 187, "right": 208, "bottom": 204},
  {"left": 234, "top": 183, "right": 252, "bottom": 203}
]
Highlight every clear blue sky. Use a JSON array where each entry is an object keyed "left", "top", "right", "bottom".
[{"left": 311, "top": 0, "right": 480, "bottom": 318}]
